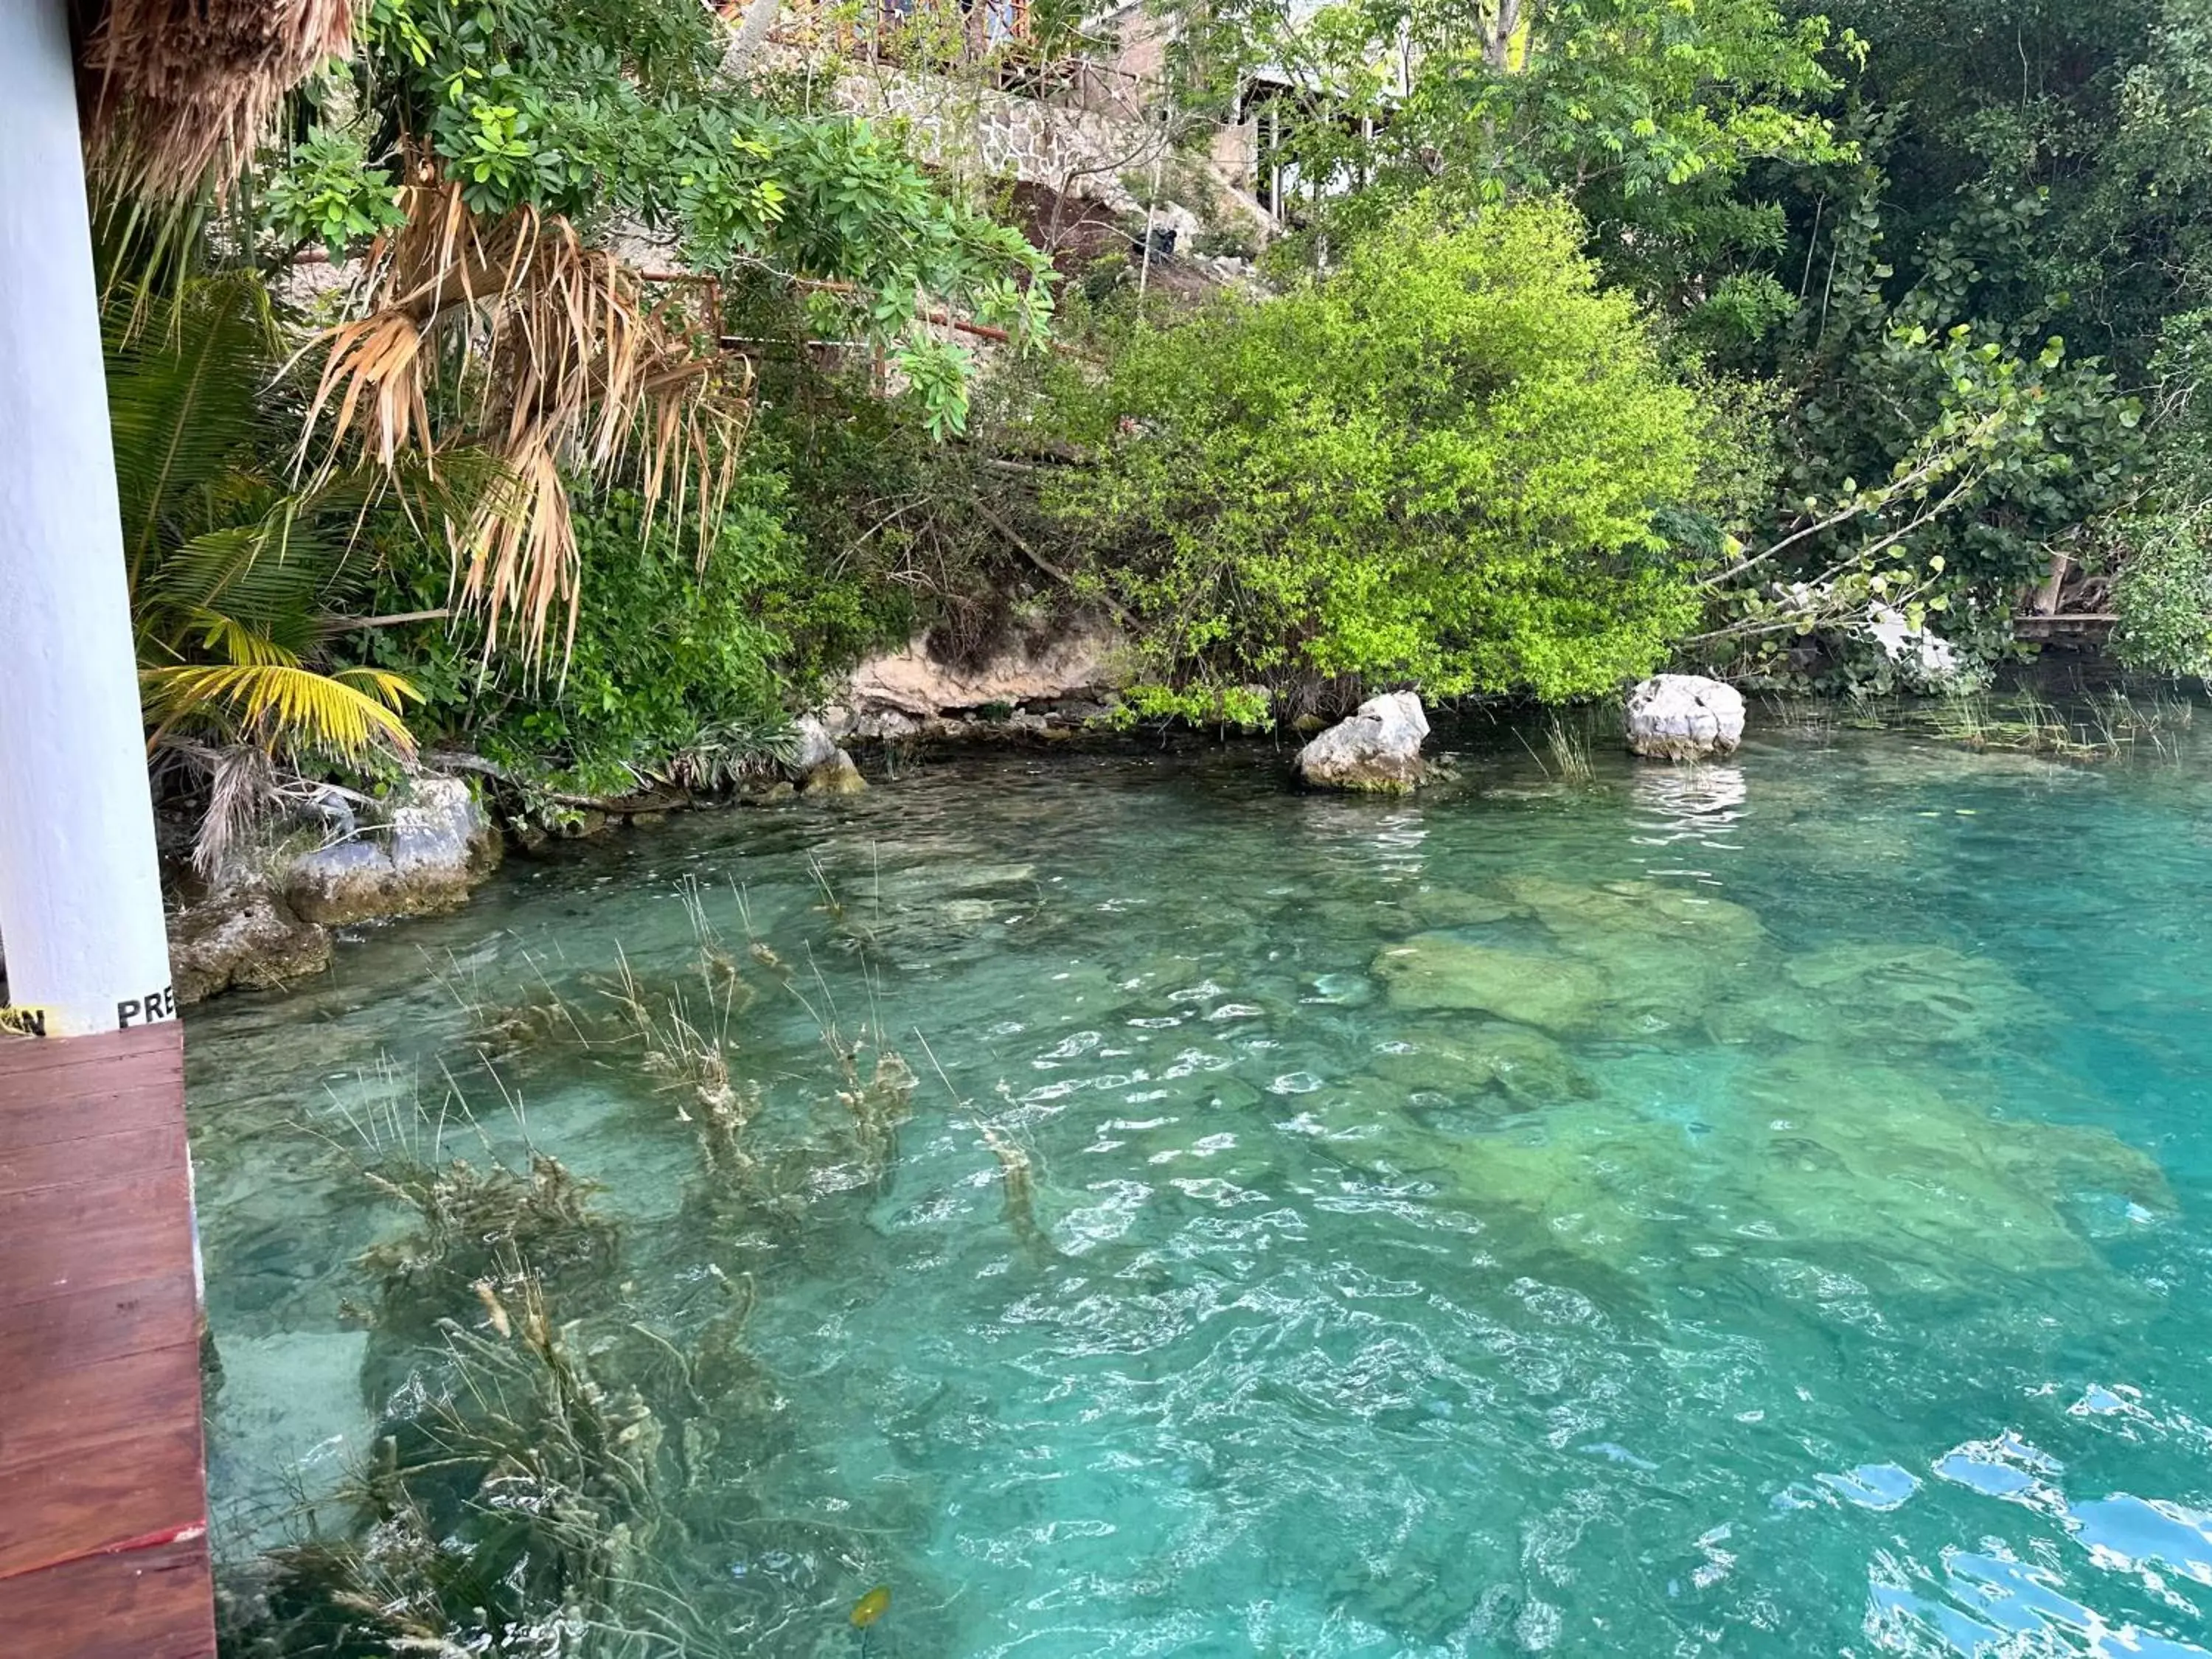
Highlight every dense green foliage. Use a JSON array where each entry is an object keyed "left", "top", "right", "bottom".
[
  {"left": 1232, "top": 0, "right": 1857, "bottom": 333},
  {"left": 1151, "top": 0, "right": 2212, "bottom": 686},
  {"left": 108, "top": 274, "right": 445, "bottom": 765},
  {"left": 105, "top": 0, "right": 2212, "bottom": 819},
  {"left": 273, "top": 0, "right": 1052, "bottom": 432},
  {"left": 1054, "top": 204, "right": 1717, "bottom": 710},
  {"left": 2112, "top": 319, "right": 2212, "bottom": 674},
  {"left": 362, "top": 483, "right": 808, "bottom": 793},
  {"left": 1682, "top": 0, "right": 2211, "bottom": 676}
]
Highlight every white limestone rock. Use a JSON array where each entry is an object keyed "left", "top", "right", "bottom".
[
  {"left": 1625, "top": 675, "right": 1745, "bottom": 761},
  {"left": 789, "top": 714, "right": 866, "bottom": 793},
  {"left": 283, "top": 774, "right": 502, "bottom": 925},
  {"left": 789, "top": 714, "right": 843, "bottom": 773},
  {"left": 1295, "top": 692, "right": 1430, "bottom": 793}
]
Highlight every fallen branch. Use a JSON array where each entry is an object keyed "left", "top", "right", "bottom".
[
  {"left": 968, "top": 495, "right": 1136, "bottom": 628},
  {"left": 327, "top": 608, "right": 452, "bottom": 630}
]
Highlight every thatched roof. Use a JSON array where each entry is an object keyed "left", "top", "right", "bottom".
[{"left": 74, "top": 0, "right": 353, "bottom": 200}]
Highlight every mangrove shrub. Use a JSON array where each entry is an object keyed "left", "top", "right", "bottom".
[{"left": 1054, "top": 201, "right": 1717, "bottom": 712}]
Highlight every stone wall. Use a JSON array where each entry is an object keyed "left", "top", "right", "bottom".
[{"left": 761, "top": 44, "right": 1270, "bottom": 243}]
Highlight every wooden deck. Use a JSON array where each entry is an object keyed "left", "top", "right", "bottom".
[{"left": 0, "top": 1022, "right": 215, "bottom": 1658}]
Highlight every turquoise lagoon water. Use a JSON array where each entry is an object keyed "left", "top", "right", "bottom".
[{"left": 189, "top": 712, "right": 2212, "bottom": 1656}]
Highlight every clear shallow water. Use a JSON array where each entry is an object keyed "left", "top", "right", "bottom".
[{"left": 189, "top": 714, "right": 2212, "bottom": 1656}]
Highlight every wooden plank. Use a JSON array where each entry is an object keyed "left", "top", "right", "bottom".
[
  {"left": 0, "top": 1122, "right": 187, "bottom": 1199},
  {"left": 0, "top": 1022, "right": 180, "bottom": 1085},
  {"left": 0, "top": 1169, "right": 192, "bottom": 1315},
  {"left": 0, "top": 1023, "right": 212, "bottom": 1653},
  {"left": 0, "top": 1038, "right": 186, "bottom": 1141},
  {"left": 0, "top": 1372, "right": 206, "bottom": 1577},
  {"left": 0, "top": 1263, "right": 198, "bottom": 1379},
  {"left": 0, "top": 1530, "right": 216, "bottom": 1659},
  {"left": 0, "top": 1075, "right": 181, "bottom": 1138}
]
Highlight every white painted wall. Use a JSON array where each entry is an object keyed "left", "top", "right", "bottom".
[{"left": 0, "top": 0, "right": 179, "bottom": 1037}]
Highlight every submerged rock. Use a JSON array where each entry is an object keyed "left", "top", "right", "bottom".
[
  {"left": 1295, "top": 692, "right": 1430, "bottom": 793},
  {"left": 1403, "top": 886, "right": 1517, "bottom": 929},
  {"left": 1374, "top": 935, "right": 1608, "bottom": 1030},
  {"left": 1372, "top": 896, "right": 1742, "bottom": 1034},
  {"left": 170, "top": 891, "right": 332, "bottom": 1004},
  {"left": 1370, "top": 1019, "right": 1596, "bottom": 1106},
  {"left": 1395, "top": 1055, "right": 2168, "bottom": 1288},
  {"left": 1717, "top": 941, "right": 2048, "bottom": 1048},
  {"left": 1626, "top": 675, "right": 1745, "bottom": 760},
  {"left": 285, "top": 775, "right": 503, "bottom": 926},
  {"left": 1500, "top": 874, "right": 1766, "bottom": 955}
]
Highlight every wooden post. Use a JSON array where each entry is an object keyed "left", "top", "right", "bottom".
[{"left": 2034, "top": 547, "right": 2072, "bottom": 618}]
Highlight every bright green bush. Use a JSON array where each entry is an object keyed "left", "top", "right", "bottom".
[
  {"left": 1051, "top": 201, "right": 1718, "bottom": 709},
  {"left": 2112, "top": 504, "right": 2212, "bottom": 680}
]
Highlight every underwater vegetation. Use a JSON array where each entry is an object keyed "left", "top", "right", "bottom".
[
  {"left": 218, "top": 1100, "right": 893, "bottom": 1657},
  {"left": 216, "top": 882, "right": 954, "bottom": 1658}
]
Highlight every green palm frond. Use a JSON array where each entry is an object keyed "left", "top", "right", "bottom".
[
  {"left": 108, "top": 271, "right": 492, "bottom": 768},
  {"left": 150, "top": 520, "right": 338, "bottom": 658},
  {"left": 105, "top": 272, "right": 280, "bottom": 575},
  {"left": 141, "top": 662, "right": 422, "bottom": 762},
  {"left": 178, "top": 609, "right": 304, "bottom": 669}
]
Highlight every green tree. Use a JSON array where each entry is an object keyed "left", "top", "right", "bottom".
[
  {"left": 255, "top": 0, "right": 1055, "bottom": 664},
  {"left": 1051, "top": 201, "right": 1719, "bottom": 712},
  {"left": 1167, "top": 0, "right": 1851, "bottom": 327},
  {"left": 362, "top": 480, "right": 808, "bottom": 795},
  {"left": 283, "top": 0, "right": 1054, "bottom": 391}
]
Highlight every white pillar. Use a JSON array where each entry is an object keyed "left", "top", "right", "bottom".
[{"left": 0, "top": 0, "right": 178, "bottom": 1038}]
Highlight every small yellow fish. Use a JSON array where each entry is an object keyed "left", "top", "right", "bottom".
[{"left": 850, "top": 1585, "right": 891, "bottom": 1628}]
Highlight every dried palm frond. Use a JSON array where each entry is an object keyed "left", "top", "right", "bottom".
[
  {"left": 299, "top": 173, "right": 752, "bottom": 672},
  {"left": 150, "top": 738, "right": 361, "bottom": 884},
  {"left": 78, "top": 0, "right": 354, "bottom": 201}
]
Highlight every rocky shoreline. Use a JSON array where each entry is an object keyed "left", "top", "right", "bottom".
[
  {"left": 151, "top": 644, "right": 1746, "bottom": 1007},
  {"left": 159, "top": 623, "right": 1133, "bottom": 1006}
]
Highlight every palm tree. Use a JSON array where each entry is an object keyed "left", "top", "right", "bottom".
[{"left": 109, "top": 270, "right": 434, "bottom": 764}]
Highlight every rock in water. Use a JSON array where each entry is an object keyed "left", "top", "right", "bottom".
[
  {"left": 800, "top": 749, "right": 868, "bottom": 796},
  {"left": 1295, "top": 692, "right": 1430, "bottom": 793},
  {"left": 790, "top": 714, "right": 867, "bottom": 795},
  {"left": 285, "top": 774, "right": 503, "bottom": 925},
  {"left": 1625, "top": 675, "right": 1745, "bottom": 760},
  {"left": 1372, "top": 935, "right": 1608, "bottom": 1030},
  {"left": 170, "top": 892, "right": 332, "bottom": 1004},
  {"left": 789, "top": 714, "right": 842, "bottom": 773}
]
